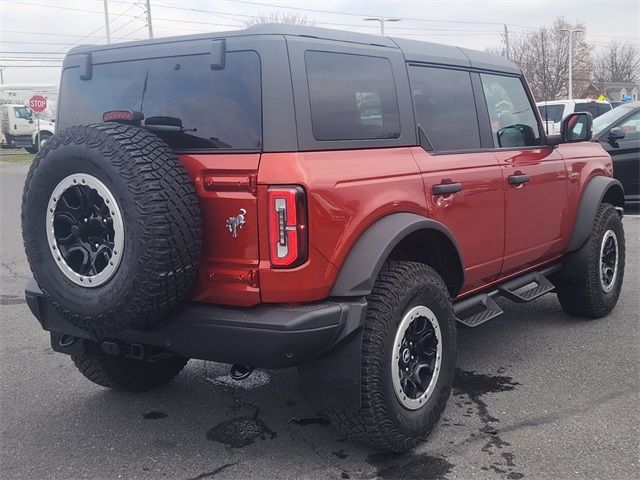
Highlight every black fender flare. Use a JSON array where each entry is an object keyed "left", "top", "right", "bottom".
[
  {"left": 566, "top": 176, "right": 624, "bottom": 253},
  {"left": 330, "top": 212, "right": 464, "bottom": 297}
]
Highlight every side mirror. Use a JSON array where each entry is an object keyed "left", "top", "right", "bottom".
[
  {"left": 497, "top": 124, "right": 536, "bottom": 148},
  {"left": 561, "top": 112, "right": 592, "bottom": 143},
  {"left": 607, "top": 127, "right": 626, "bottom": 144}
]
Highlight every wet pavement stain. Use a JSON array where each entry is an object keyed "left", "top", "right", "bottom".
[
  {"left": 143, "top": 411, "right": 168, "bottom": 420},
  {"left": 290, "top": 416, "right": 331, "bottom": 427},
  {"left": 186, "top": 462, "right": 238, "bottom": 480},
  {"left": 340, "top": 472, "right": 350, "bottom": 479},
  {"left": 453, "top": 368, "right": 523, "bottom": 477},
  {"left": 332, "top": 449, "right": 348, "bottom": 459},
  {"left": 207, "top": 416, "right": 276, "bottom": 448},
  {"left": 367, "top": 452, "right": 454, "bottom": 480},
  {"left": 507, "top": 472, "right": 525, "bottom": 479}
]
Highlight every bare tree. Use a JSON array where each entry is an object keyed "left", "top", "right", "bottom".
[
  {"left": 594, "top": 41, "right": 640, "bottom": 83},
  {"left": 508, "top": 18, "right": 593, "bottom": 101},
  {"left": 243, "top": 12, "right": 315, "bottom": 27}
]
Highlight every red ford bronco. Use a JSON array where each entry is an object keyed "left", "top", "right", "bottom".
[{"left": 22, "top": 25, "right": 625, "bottom": 452}]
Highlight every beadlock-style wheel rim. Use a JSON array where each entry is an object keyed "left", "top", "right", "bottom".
[
  {"left": 46, "top": 174, "right": 124, "bottom": 287},
  {"left": 599, "top": 229, "right": 618, "bottom": 293},
  {"left": 391, "top": 305, "right": 443, "bottom": 410}
]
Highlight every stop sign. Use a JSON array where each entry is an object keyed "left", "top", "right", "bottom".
[{"left": 29, "top": 95, "right": 47, "bottom": 113}]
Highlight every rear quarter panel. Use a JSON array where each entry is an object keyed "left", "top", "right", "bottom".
[{"left": 257, "top": 148, "right": 426, "bottom": 302}]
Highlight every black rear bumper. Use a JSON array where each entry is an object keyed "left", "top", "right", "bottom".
[{"left": 25, "top": 279, "right": 366, "bottom": 369}]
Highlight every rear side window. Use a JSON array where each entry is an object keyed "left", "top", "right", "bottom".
[
  {"left": 598, "top": 103, "right": 612, "bottom": 117},
  {"left": 408, "top": 65, "right": 480, "bottom": 151},
  {"left": 480, "top": 73, "right": 541, "bottom": 148},
  {"left": 574, "top": 103, "right": 600, "bottom": 118},
  {"left": 58, "top": 51, "right": 262, "bottom": 151},
  {"left": 305, "top": 51, "right": 400, "bottom": 141},
  {"left": 537, "top": 104, "right": 565, "bottom": 123}
]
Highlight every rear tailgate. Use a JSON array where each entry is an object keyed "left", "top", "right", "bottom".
[{"left": 181, "top": 153, "right": 261, "bottom": 306}]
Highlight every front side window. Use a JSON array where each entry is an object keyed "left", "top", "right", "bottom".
[
  {"left": 305, "top": 51, "right": 400, "bottom": 141},
  {"left": 480, "top": 73, "right": 541, "bottom": 148},
  {"left": 616, "top": 112, "right": 640, "bottom": 140},
  {"left": 58, "top": 51, "right": 262, "bottom": 151},
  {"left": 408, "top": 66, "right": 480, "bottom": 151},
  {"left": 14, "top": 106, "right": 33, "bottom": 121}
]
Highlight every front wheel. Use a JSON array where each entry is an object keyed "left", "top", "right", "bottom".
[
  {"left": 327, "top": 261, "right": 456, "bottom": 452},
  {"left": 556, "top": 203, "right": 625, "bottom": 318}
]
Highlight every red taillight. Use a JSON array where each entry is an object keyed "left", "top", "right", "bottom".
[
  {"left": 102, "top": 110, "right": 144, "bottom": 123},
  {"left": 268, "top": 186, "right": 308, "bottom": 268}
]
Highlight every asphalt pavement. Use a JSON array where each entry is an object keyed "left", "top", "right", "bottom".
[{"left": 1, "top": 162, "right": 638, "bottom": 480}]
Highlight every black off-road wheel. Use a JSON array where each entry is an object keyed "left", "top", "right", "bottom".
[
  {"left": 556, "top": 203, "right": 625, "bottom": 318},
  {"left": 327, "top": 261, "right": 457, "bottom": 452},
  {"left": 21, "top": 123, "right": 202, "bottom": 333},
  {"left": 72, "top": 343, "right": 188, "bottom": 392}
]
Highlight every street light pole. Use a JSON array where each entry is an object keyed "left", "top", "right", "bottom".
[
  {"left": 560, "top": 28, "right": 583, "bottom": 99},
  {"left": 363, "top": 17, "right": 401, "bottom": 36},
  {"left": 146, "top": 0, "right": 154, "bottom": 39},
  {"left": 103, "top": 0, "right": 111, "bottom": 44}
]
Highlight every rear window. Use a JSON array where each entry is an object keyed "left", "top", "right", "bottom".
[
  {"left": 305, "top": 51, "right": 400, "bottom": 141},
  {"left": 58, "top": 51, "right": 262, "bottom": 151},
  {"left": 537, "top": 104, "right": 565, "bottom": 123}
]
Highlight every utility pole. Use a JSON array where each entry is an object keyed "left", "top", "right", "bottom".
[
  {"left": 146, "top": 0, "right": 154, "bottom": 39},
  {"left": 503, "top": 24, "right": 510, "bottom": 60},
  {"left": 103, "top": 0, "right": 111, "bottom": 44},
  {"left": 560, "top": 28, "right": 583, "bottom": 99},
  {"left": 363, "top": 17, "right": 401, "bottom": 36}
]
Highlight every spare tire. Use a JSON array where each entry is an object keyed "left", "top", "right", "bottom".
[{"left": 21, "top": 123, "right": 202, "bottom": 333}]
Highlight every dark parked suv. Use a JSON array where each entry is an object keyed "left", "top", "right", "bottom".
[{"left": 22, "top": 25, "right": 625, "bottom": 452}]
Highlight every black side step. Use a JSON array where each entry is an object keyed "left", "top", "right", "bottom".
[
  {"left": 453, "top": 264, "right": 560, "bottom": 328},
  {"left": 453, "top": 295, "right": 503, "bottom": 328},
  {"left": 497, "top": 272, "right": 555, "bottom": 303}
]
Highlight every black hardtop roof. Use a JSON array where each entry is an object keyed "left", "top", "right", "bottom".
[{"left": 67, "top": 23, "right": 520, "bottom": 74}]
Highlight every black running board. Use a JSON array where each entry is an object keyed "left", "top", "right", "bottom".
[{"left": 453, "top": 264, "right": 560, "bottom": 328}]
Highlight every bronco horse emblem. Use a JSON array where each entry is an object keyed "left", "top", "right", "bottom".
[{"left": 226, "top": 209, "right": 247, "bottom": 238}]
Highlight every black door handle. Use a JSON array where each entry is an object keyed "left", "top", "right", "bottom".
[
  {"left": 433, "top": 182, "right": 462, "bottom": 195},
  {"left": 508, "top": 174, "right": 530, "bottom": 185}
]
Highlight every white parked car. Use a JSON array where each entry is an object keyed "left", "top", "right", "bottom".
[{"left": 537, "top": 99, "right": 612, "bottom": 135}]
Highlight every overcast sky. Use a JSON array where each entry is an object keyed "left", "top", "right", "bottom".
[{"left": 1, "top": 0, "right": 639, "bottom": 86}]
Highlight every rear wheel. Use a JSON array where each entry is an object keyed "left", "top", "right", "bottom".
[
  {"left": 327, "top": 261, "right": 456, "bottom": 452},
  {"left": 556, "top": 203, "right": 625, "bottom": 318},
  {"left": 72, "top": 343, "right": 188, "bottom": 392}
]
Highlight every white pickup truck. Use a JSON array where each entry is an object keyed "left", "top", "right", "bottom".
[{"left": 1, "top": 104, "right": 55, "bottom": 154}]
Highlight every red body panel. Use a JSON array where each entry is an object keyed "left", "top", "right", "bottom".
[
  {"left": 411, "top": 148, "right": 505, "bottom": 292},
  {"left": 179, "top": 143, "right": 613, "bottom": 307},
  {"left": 496, "top": 146, "right": 568, "bottom": 275},
  {"left": 180, "top": 153, "right": 262, "bottom": 306}
]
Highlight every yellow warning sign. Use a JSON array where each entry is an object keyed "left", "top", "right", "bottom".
[{"left": 597, "top": 95, "right": 607, "bottom": 101}]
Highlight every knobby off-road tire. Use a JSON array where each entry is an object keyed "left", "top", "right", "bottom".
[
  {"left": 556, "top": 203, "right": 625, "bottom": 318},
  {"left": 327, "top": 261, "right": 457, "bottom": 452},
  {"left": 72, "top": 343, "right": 188, "bottom": 392},
  {"left": 22, "top": 124, "right": 202, "bottom": 333}
]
